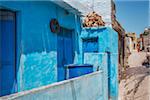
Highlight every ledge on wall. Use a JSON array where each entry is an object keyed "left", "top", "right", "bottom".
[{"left": 82, "top": 26, "right": 107, "bottom": 30}]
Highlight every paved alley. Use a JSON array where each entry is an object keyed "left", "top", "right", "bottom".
[{"left": 119, "top": 51, "right": 150, "bottom": 100}]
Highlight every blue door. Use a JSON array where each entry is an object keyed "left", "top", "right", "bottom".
[
  {"left": 0, "top": 10, "right": 17, "bottom": 96},
  {"left": 57, "top": 28, "right": 73, "bottom": 81}
]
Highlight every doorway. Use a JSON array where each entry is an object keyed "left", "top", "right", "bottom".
[
  {"left": 0, "top": 9, "right": 17, "bottom": 96},
  {"left": 57, "top": 28, "right": 74, "bottom": 81}
]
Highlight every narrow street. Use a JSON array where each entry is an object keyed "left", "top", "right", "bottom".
[{"left": 119, "top": 51, "right": 150, "bottom": 100}]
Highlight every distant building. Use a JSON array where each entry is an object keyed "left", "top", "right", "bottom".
[
  {"left": 124, "top": 34, "right": 131, "bottom": 69},
  {"left": 140, "top": 27, "right": 150, "bottom": 52},
  {"left": 137, "top": 37, "right": 143, "bottom": 51},
  {"left": 124, "top": 33, "right": 137, "bottom": 68},
  {"left": 126, "top": 33, "right": 137, "bottom": 52},
  {"left": 125, "top": 34, "right": 132, "bottom": 53}
]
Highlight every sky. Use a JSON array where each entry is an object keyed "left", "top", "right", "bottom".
[{"left": 115, "top": 0, "right": 149, "bottom": 36}]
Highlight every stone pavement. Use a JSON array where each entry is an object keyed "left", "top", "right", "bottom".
[{"left": 119, "top": 52, "right": 150, "bottom": 100}]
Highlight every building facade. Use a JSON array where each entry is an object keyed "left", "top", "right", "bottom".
[
  {"left": 0, "top": 1, "right": 119, "bottom": 100},
  {"left": 0, "top": 1, "right": 82, "bottom": 95}
]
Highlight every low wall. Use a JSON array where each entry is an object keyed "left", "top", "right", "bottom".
[{"left": 0, "top": 71, "right": 104, "bottom": 100}]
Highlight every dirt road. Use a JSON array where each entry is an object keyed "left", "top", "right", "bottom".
[{"left": 119, "top": 51, "right": 150, "bottom": 100}]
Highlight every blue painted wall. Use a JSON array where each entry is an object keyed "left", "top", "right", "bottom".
[
  {"left": 81, "top": 27, "right": 118, "bottom": 100},
  {"left": 0, "top": 1, "right": 81, "bottom": 92},
  {"left": 0, "top": 1, "right": 118, "bottom": 99}
]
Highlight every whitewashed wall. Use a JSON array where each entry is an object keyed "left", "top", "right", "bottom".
[
  {"left": 53, "top": 0, "right": 113, "bottom": 27},
  {"left": 78, "top": 0, "right": 112, "bottom": 27}
]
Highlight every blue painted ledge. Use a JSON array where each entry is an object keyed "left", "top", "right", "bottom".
[{"left": 82, "top": 26, "right": 107, "bottom": 30}]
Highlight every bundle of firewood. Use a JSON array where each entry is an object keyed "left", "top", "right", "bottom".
[{"left": 83, "top": 11, "right": 105, "bottom": 27}]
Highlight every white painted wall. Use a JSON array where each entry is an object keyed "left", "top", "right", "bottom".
[
  {"left": 78, "top": 0, "right": 112, "bottom": 27},
  {"left": 55, "top": 0, "right": 113, "bottom": 27}
]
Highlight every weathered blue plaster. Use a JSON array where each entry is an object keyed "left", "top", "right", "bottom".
[
  {"left": 81, "top": 27, "right": 118, "bottom": 53},
  {"left": 81, "top": 27, "right": 118, "bottom": 99},
  {"left": 0, "top": 1, "right": 81, "bottom": 92},
  {"left": 18, "top": 52, "right": 57, "bottom": 91},
  {"left": 109, "top": 54, "right": 118, "bottom": 100}
]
